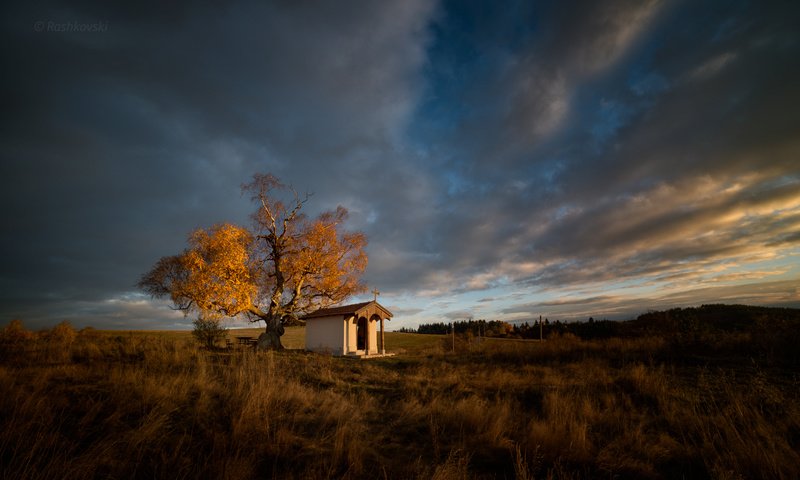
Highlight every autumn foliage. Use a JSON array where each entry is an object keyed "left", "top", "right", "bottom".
[{"left": 139, "top": 174, "right": 367, "bottom": 349}]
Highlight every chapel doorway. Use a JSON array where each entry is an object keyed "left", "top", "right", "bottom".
[{"left": 357, "top": 316, "right": 367, "bottom": 350}]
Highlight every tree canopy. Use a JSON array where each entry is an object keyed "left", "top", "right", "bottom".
[{"left": 139, "top": 174, "right": 368, "bottom": 349}]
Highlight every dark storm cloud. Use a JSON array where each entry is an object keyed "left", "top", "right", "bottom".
[
  {"left": 413, "top": 0, "right": 663, "bottom": 172},
  {"left": 2, "top": 0, "right": 798, "bottom": 329},
  {"left": 1, "top": 0, "right": 435, "bottom": 328},
  {"left": 391, "top": 0, "right": 800, "bottom": 305}
]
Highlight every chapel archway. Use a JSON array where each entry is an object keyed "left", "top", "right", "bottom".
[{"left": 356, "top": 316, "right": 367, "bottom": 350}]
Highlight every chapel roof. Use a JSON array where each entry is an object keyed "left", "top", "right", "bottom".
[{"left": 304, "top": 301, "right": 393, "bottom": 320}]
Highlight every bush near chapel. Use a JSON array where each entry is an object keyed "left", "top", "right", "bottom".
[{"left": 191, "top": 316, "right": 228, "bottom": 349}]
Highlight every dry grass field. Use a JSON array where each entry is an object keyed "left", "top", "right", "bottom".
[{"left": 1, "top": 320, "right": 798, "bottom": 479}]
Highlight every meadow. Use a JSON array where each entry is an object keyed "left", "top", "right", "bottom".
[{"left": 1, "top": 319, "right": 798, "bottom": 479}]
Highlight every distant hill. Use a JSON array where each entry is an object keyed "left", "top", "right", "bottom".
[
  {"left": 623, "top": 304, "right": 800, "bottom": 336},
  {"left": 525, "top": 304, "right": 800, "bottom": 340},
  {"left": 408, "top": 304, "right": 800, "bottom": 340}
]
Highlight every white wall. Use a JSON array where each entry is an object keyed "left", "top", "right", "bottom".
[{"left": 305, "top": 315, "right": 344, "bottom": 355}]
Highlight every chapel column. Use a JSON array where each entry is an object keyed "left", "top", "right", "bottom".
[{"left": 380, "top": 317, "right": 385, "bottom": 355}]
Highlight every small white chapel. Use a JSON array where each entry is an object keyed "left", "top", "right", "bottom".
[{"left": 304, "top": 300, "right": 393, "bottom": 356}]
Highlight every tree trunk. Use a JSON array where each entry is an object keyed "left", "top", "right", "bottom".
[{"left": 257, "top": 316, "right": 285, "bottom": 351}]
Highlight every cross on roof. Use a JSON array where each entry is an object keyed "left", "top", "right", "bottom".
[{"left": 371, "top": 288, "right": 380, "bottom": 302}]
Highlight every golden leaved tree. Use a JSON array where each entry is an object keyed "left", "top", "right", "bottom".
[{"left": 138, "top": 174, "right": 368, "bottom": 349}]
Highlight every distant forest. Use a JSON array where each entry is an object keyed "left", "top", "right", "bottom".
[{"left": 399, "top": 304, "right": 800, "bottom": 340}]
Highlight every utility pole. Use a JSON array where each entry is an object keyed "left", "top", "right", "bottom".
[
  {"left": 452, "top": 321, "right": 455, "bottom": 353},
  {"left": 539, "top": 314, "right": 543, "bottom": 341}
]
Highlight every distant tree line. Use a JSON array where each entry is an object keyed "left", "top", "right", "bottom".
[
  {"left": 399, "top": 319, "right": 514, "bottom": 336},
  {"left": 398, "top": 304, "right": 800, "bottom": 341},
  {"left": 399, "top": 317, "right": 609, "bottom": 339}
]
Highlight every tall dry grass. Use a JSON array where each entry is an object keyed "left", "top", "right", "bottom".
[{"left": 1, "top": 320, "right": 798, "bottom": 479}]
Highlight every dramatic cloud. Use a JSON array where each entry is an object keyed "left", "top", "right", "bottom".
[{"left": 1, "top": 0, "right": 798, "bottom": 330}]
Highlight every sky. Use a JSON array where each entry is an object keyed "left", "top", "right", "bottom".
[{"left": 1, "top": 0, "right": 799, "bottom": 331}]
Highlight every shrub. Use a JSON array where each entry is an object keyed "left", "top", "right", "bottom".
[
  {"left": 191, "top": 316, "right": 228, "bottom": 349},
  {"left": 79, "top": 326, "right": 99, "bottom": 338},
  {"left": 48, "top": 321, "right": 77, "bottom": 344},
  {"left": 0, "top": 319, "right": 35, "bottom": 344}
]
